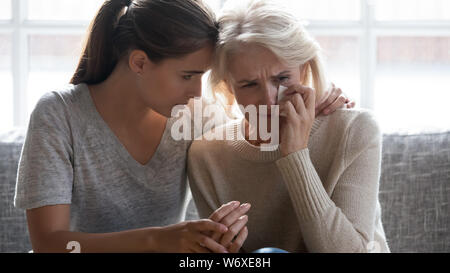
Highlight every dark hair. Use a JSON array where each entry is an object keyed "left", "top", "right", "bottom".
[{"left": 70, "top": 0, "right": 218, "bottom": 85}]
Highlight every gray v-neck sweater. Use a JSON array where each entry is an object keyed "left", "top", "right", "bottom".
[
  {"left": 14, "top": 83, "right": 194, "bottom": 233},
  {"left": 187, "top": 109, "right": 390, "bottom": 253}
]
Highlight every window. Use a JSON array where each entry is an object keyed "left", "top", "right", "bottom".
[
  {"left": 0, "top": 0, "right": 223, "bottom": 130},
  {"left": 27, "top": 0, "right": 105, "bottom": 21},
  {"left": 282, "top": 0, "right": 450, "bottom": 133},
  {"left": 279, "top": 0, "right": 361, "bottom": 21},
  {"left": 0, "top": 34, "right": 12, "bottom": 130},
  {"left": 0, "top": 0, "right": 11, "bottom": 20},
  {"left": 375, "top": 0, "right": 450, "bottom": 21},
  {"left": 316, "top": 36, "right": 361, "bottom": 105},
  {"left": 372, "top": 0, "right": 450, "bottom": 133},
  {"left": 375, "top": 36, "right": 450, "bottom": 133},
  {"left": 1, "top": 0, "right": 449, "bottom": 133},
  {"left": 27, "top": 34, "right": 83, "bottom": 117}
]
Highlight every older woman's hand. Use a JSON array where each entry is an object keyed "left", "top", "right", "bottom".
[
  {"left": 315, "top": 83, "right": 356, "bottom": 116},
  {"left": 207, "top": 201, "right": 250, "bottom": 253},
  {"left": 279, "top": 84, "right": 316, "bottom": 157}
]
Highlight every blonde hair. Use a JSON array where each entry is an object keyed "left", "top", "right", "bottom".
[{"left": 209, "top": 0, "right": 328, "bottom": 115}]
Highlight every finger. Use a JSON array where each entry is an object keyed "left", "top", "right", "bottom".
[
  {"left": 211, "top": 231, "right": 223, "bottom": 244},
  {"left": 321, "top": 95, "right": 347, "bottom": 115},
  {"left": 228, "top": 226, "right": 248, "bottom": 253},
  {"left": 220, "top": 215, "right": 248, "bottom": 248},
  {"left": 189, "top": 242, "right": 212, "bottom": 253},
  {"left": 347, "top": 101, "right": 356, "bottom": 108},
  {"left": 209, "top": 201, "right": 240, "bottom": 223},
  {"left": 284, "top": 100, "right": 297, "bottom": 121},
  {"left": 318, "top": 87, "right": 340, "bottom": 112},
  {"left": 336, "top": 94, "right": 348, "bottom": 109},
  {"left": 209, "top": 202, "right": 241, "bottom": 241},
  {"left": 290, "top": 93, "right": 307, "bottom": 116},
  {"left": 315, "top": 89, "right": 329, "bottom": 109},
  {"left": 283, "top": 84, "right": 311, "bottom": 98},
  {"left": 219, "top": 203, "right": 251, "bottom": 227},
  {"left": 301, "top": 87, "right": 316, "bottom": 113},
  {"left": 194, "top": 219, "right": 228, "bottom": 234},
  {"left": 316, "top": 87, "right": 341, "bottom": 114},
  {"left": 195, "top": 234, "right": 228, "bottom": 253}
]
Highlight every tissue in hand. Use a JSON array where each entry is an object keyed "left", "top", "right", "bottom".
[{"left": 277, "top": 85, "right": 288, "bottom": 103}]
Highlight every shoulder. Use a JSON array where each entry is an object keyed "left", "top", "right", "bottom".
[
  {"left": 323, "top": 109, "right": 382, "bottom": 157},
  {"left": 29, "top": 84, "right": 83, "bottom": 131},
  {"left": 184, "top": 97, "right": 232, "bottom": 138},
  {"left": 32, "top": 84, "right": 82, "bottom": 115},
  {"left": 326, "top": 109, "right": 382, "bottom": 165},
  {"left": 327, "top": 108, "right": 381, "bottom": 139},
  {"left": 188, "top": 119, "right": 238, "bottom": 161}
]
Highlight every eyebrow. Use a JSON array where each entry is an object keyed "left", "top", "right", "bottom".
[{"left": 237, "top": 70, "right": 291, "bottom": 84}]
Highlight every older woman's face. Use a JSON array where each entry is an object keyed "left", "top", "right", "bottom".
[{"left": 226, "top": 44, "right": 302, "bottom": 116}]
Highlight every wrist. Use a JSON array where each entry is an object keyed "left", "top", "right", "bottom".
[
  {"left": 281, "top": 144, "right": 308, "bottom": 157},
  {"left": 144, "top": 227, "right": 161, "bottom": 252}
]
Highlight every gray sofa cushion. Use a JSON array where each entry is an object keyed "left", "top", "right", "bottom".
[
  {"left": 379, "top": 131, "right": 450, "bottom": 253},
  {"left": 0, "top": 136, "right": 31, "bottom": 253},
  {"left": 0, "top": 129, "right": 449, "bottom": 252}
]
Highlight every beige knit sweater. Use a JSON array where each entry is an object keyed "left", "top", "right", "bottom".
[{"left": 187, "top": 108, "right": 390, "bottom": 253}]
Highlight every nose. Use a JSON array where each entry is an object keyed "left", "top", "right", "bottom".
[
  {"left": 261, "top": 83, "right": 277, "bottom": 106},
  {"left": 188, "top": 80, "right": 203, "bottom": 99}
]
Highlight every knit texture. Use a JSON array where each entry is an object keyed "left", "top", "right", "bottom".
[{"left": 188, "top": 108, "right": 390, "bottom": 253}]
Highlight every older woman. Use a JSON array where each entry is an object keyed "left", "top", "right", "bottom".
[{"left": 187, "top": 0, "right": 390, "bottom": 253}]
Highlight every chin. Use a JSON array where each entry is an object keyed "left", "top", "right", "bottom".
[{"left": 167, "top": 104, "right": 188, "bottom": 118}]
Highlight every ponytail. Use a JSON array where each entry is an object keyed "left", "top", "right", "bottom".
[
  {"left": 71, "top": 0, "right": 218, "bottom": 85},
  {"left": 71, "top": 0, "right": 131, "bottom": 85}
]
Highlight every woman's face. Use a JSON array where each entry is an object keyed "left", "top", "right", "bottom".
[
  {"left": 135, "top": 45, "right": 214, "bottom": 117},
  {"left": 225, "top": 44, "right": 303, "bottom": 117}
]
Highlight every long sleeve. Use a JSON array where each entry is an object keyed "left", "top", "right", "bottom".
[
  {"left": 275, "top": 111, "right": 384, "bottom": 253},
  {"left": 187, "top": 176, "right": 216, "bottom": 220}
]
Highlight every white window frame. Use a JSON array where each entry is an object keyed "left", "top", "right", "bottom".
[
  {"left": 1, "top": 0, "right": 450, "bottom": 127},
  {"left": 1, "top": 0, "right": 89, "bottom": 127},
  {"left": 304, "top": 0, "right": 450, "bottom": 111}
]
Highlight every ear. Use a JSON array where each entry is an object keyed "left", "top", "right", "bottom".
[
  {"left": 128, "top": 50, "right": 152, "bottom": 75},
  {"left": 299, "top": 61, "right": 309, "bottom": 84}
]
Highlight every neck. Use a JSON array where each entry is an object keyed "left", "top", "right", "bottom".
[
  {"left": 88, "top": 63, "right": 156, "bottom": 126},
  {"left": 243, "top": 118, "right": 274, "bottom": 147}
]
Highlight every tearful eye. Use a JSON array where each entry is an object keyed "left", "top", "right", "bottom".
[
  {"left": 279, "top": 76, "right": 290, "bottom": 83},
  {"left": 242, "top": 83, "right": 257, "bottom": 88}
]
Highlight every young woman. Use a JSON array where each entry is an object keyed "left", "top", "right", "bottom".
[
  {"left": 188, "top": 0, "right": 390, "bottom": 253},
  {"left": 14, "top": 0, "right": 351, "bottom": 253}
]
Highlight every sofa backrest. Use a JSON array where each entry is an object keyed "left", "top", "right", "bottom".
[
  {"left": 0, "top": 130, "right": 449, "bottom": 252},
  {"left": 0, "top": 141, "right": 31, "bottom": 252},
  {"left": 379, "top": 131, "right": 450, "bottom": 252}
]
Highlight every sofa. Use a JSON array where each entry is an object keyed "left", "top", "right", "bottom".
[{"left": 1, "top": 129, "right": 449, "bottom": 253}]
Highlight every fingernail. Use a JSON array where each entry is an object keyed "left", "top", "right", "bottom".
[
  {"left": 227, "top": 201, "right": 239, "bottom": 208},
  {"left": 241, "top": 203, "right": 251, "bottom": 209},
  {"left": 239, "top": 215, "right": 248, "bottom": 220}
]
